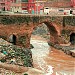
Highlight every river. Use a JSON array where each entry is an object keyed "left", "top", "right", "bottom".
[{"left": 30, "top": 35, "right": 75, "bottom": 75}]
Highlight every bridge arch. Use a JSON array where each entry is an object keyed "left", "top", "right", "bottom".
[
  {"left": 70, "top": 33, "right": 75, "bottom": 45},
  {"left": 30, "top": 21, "right": 61, "bottom": 44},
  {"left": 9, "top": 34, "right": 16, "bottom": 45},
  {"left": 44, "top": 22, "right": 58, "bottom": 34}
]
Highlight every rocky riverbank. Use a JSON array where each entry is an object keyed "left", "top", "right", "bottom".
[
  {"left": 0, "top": 38, "right": 47, "bottom": 75},
  {"left": 0, "top": 38, "right": 33, "bottom": 75},
  {"left": 48, "top": 42, "right": 75, "bottom": 57}
]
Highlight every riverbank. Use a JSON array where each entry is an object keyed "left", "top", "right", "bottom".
[{"left": 0, "top": 47, "right": 75, "bottom": 75}]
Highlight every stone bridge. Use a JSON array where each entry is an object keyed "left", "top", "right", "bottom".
[{"left": 0, "top": 15, "right": 75, "bottom": 48}]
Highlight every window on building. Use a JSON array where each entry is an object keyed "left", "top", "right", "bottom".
[
  {"left": 21, "top": 0, "right": 28, "bottom": 2},
  {"left": 1, "top": 3, "right": 5, "bottom": 6},
  {"left": 14, "top": 0, "right": 16, "bottom": 3},
  {"left": 2, "top": 7, "right": 5, "bottom": 11},
  {"left": 32, "top": 0, "right": 34, "bottom": 2}
]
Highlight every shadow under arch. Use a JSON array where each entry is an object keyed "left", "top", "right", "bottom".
[
  {"left": 31, "top": 22, "right": 50, "bottom": 41},
  {"left": 30, "top": 22, "right": 50, "bottom": 49},
  {"left": 43, "top": 21, "right": 59, "bottom": 36},
  {"left": 9, "top": 34, "right": 16, "bottom": 45},
  {"left": 30, "top": 21, "right": 60, "bottom": 43},
  {"left": 43, "top": 21, "right": 60, "bottom": 44},
  {"left": 70, "top": 33, "right": 75, "bottom": 45}
]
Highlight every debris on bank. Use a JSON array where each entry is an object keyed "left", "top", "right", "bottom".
[
  {"left": 48, "top": 42, "right": 75, "bottom": 57},
  {"left": 0, "top": 38, "right": 33, "bottom": 66}
]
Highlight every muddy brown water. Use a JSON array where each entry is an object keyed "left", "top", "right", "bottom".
[
  {"left": 45, "top": 47, "right": 75, "bottom": 75},
  {"left": 31, "top": 35, "right": 75, "bottom": 75}
]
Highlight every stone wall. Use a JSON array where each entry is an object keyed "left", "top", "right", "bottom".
[{"left": 0, "top": 24, "right": 33, "bottom": 48}]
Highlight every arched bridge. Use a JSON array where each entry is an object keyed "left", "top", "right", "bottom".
[{"left": 0, "top": 15, "right": 75, "bottom": 48}]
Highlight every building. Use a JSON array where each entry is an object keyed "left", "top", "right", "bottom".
[
  {"left": 0, "top": 0, "right": 12, "bottom": 11},
  {"left": 11, "top": 0, "right": 34, "bottom": 13},
  {"left": 5, "top": 0, "right": 12, "bottom": 11},
  {"left": 11, "top": 0, "right": 22, "bottom": 12},
  {"left": 0, "top": 0, "right": 5, "bottom": 11},
  {"left": 8, "top": 0, "right": 46, "bottom": 14},
  {"left": 34, "top": 0, "right": 47, "bottom": 14},
  {"left": 43, "top": 0, "right": 72, "bottom": 15},
  {"left": 28, "top": 0, "right": 35, "bottom": 14},
  {"left": 21, "top": 0, "right": 28, "bottom": 13},
  {"left": 45, "top": 0, "right": 71, "bottom": 8},
  {"left": 71, "top": 0, "right": 75, "bottom": 7},
  {"left": 0, "top": 0, "right": 72, "bottom": 14}
]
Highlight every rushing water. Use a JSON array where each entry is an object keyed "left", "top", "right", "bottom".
[
  {"left": 30, "top": 35, "right": 75, "bottom": 75},
  {"left": 30, "top": 37, "right": 54, "bottom": 75}
]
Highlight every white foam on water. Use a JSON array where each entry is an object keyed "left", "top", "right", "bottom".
[
  {"left": 30, "top": 38, "right": 75, "bottom": 75},
  {"left": 30, "top": 39, "right": 54, "bottom": 74}
]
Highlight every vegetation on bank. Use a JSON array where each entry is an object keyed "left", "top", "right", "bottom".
[{"left": 0, "top": 39, "right": 33, "bottom": 67}]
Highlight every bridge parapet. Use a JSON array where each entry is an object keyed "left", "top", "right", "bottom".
[
  {"left": 0, "top": 15, "right": 62, "bottom": 25},
  {"left": 0, "top": 15, "right": 75, "bottom": 26}
]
